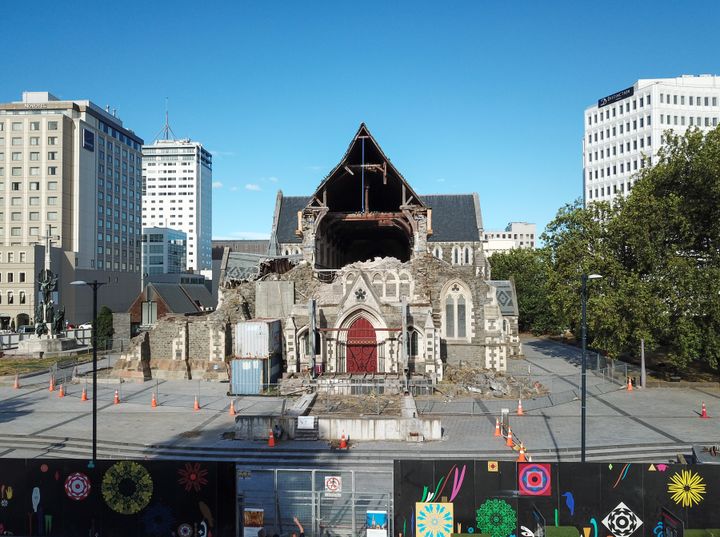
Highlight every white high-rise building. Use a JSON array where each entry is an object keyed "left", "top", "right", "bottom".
[
  {"left": 483, "top": 222, "right": 536, "bottom": 257},
  {"left": 141, "top": 138, "right": 212, "bottom": 273},
  {"left": 0, "top": 91, "right": 143, "bottom": 328},
  {"left": 583, "top": 75, "right": 720, "bottom": 205}
]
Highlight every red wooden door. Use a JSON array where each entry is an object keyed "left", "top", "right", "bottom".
[{"left": 346, "top": 317, "right": 377, "bottom": 373}]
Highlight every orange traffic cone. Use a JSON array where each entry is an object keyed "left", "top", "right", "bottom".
[
  {"left": 494, "top": 418, "right": 501, "bottom": 437},
  {"left": 13, "top": 374, "right": 20, "bottom": 389},
  {"left": 151, "top": 392, "right": 158, "bottom": 408},
  {"left": 48, "top": 376, "right": 55, "bottom": 392},
  {"left": 506, "top": 426, "right": 514, "bottom": 447},
  {"left": 268, "top": 429, "right": 275, "bottom": 447},
  {"left": 228, "top": 400, "right": 236, "bottom": 416},
  {"left": 340, "top": 433, "right": 348, "bottom": 449},
  {"left": 517, "top": 443, "right": 527, "bottom": 462},
  {"left": 193, "top": 395, "right": 200, "bottom": 411},
  {"left": 113, "top": 389, "right": 120, "bottom": 404},
  {"left": 701, "top": 402, "right": 708, "bottom": 419},
  {"left": 81, "top": 387, "right": 88, "bottom": 401},
  {"left": 517, "top": 399, "right": 524, "bottom": 416},
  {"left": 627, "top": 377, "right": 633, "bottom": 391},
  {"left": 58, "top": 384, "right": 65, "bottom": 398}
]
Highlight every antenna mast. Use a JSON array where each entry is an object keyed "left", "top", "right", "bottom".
[{"left": 154, "top": 97, "right": 178, "bottom": 141}]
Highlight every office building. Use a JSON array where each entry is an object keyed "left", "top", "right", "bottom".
[
  {"left": 482, "top": 222, "right": 536, "bottom": 257},
  {"left": 142, "top": 227, "right": 187, "bottom": 276},
  {"left": 0, "top": 91, "right": 143, "bottom": 328},
  {"left": 141, "top": 138, "right": 212, "bottom": 274},
  {"left": 584, "top": 75, "right": 720, "bottom": 204}
]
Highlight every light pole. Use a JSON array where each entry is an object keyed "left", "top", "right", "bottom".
[
  {"left": 70, "top": 280, "right": 106, "bottom": 464},
  {"left": 581, "top": 273, "right": 602, "bottom": 462}
]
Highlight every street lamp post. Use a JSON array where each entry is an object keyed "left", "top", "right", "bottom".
[
  {"left": 581, "top": 273, "right": 602, "bottom": 463},
  {"left": 70, "top": 280, "right": 106, "bottom": 464}
]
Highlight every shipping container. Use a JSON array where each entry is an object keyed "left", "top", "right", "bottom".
[
  {"left": 230, "top": 356, "right": 282, "bottom": 395},
  {"left": 235, "top": 319, "right": 281, "bottom": 358}
]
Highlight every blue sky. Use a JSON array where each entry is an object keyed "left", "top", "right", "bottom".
[{"left": 3, "top": 1, "right": 719, "bottom": 239}]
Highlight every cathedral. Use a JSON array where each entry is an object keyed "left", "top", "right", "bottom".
[{"left": 221, "top": 124, "right": 521, "bottom": 379}]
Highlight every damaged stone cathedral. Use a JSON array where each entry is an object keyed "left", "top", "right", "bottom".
[
  {"left": 118, "top": 124, "right": 520, "bottom": 381},
  {"left": 222, "top": 124, "right": 520, "bottom": 378}
]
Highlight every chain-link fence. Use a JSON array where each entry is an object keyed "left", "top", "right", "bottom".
[{"left": 237, "top": 468, "right": 393, "bottom": 537}]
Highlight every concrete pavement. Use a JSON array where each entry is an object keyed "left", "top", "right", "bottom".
[{"left": 0, "top": 336, "right": 718, "bottom": 463}]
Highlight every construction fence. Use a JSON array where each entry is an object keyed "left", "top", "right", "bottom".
[{"left": 237, "top": 468, "right": 393, "bottom": 537}]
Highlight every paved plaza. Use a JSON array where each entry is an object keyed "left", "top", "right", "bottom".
[{"left": 0, "top": 336, "right": 718, "bottom": 464}]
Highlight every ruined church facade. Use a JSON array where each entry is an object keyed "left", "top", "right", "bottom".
[{"left": 251, "top": 124, "right": 520, "bottom": 378}]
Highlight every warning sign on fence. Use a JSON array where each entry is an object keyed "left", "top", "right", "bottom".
[{"left": 324, "top": 475, "right": 342, "bottom": 497}]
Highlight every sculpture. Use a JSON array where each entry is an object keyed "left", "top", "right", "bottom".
[
  {"left": 34, "top": 303, "right": 47, "bottom": 336},
  {"left": 53, "top": 305, "right": 65, "bottom": 335}
]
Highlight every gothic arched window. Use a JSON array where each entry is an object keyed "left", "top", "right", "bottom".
[{"left": 442, "top": 281, "right": 472, "bottom": 340}]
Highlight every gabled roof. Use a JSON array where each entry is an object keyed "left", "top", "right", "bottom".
[
  {"left": 146, "top": 283, "right": 213, "bottom": 314},
  {"left": 308, "top": 123, "right": 426, "bottom": 209},
  {"left": 420, "top": 194, "right": 482, "bottom": 242},
  {"left": 273, "top": 194, "right": 310, "bottom": 244}
]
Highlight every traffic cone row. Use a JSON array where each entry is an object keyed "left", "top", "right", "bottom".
[
  {"left": 627, "top": 377, "right": 633, "bottom": 391},
  {"left": 268, "top": 429, "right": 275, "bottom": 448},
  {"left": 151, "top": 392, "right": 158, "bottom": 408},
  {"left": 113, "top": 390, "right": 120, "bottom": 405},
  {"left": 58, "top": 384, "right": 65, "bottom": 398},
  {"left": 506, "top": 426, "right": 514, "bottom": 447},
  {"left": 517, "top": 398, "right": 524, "bottom": 416},
  {"left": 701, "top": 402, "right": 708, "bottom": 419},
  {"left": 81, "top": 387, "right": 88, "bottom": 401},
  {"left": 494, "top": 418, "right": 501, "bottom": 437},
  {"left": 193, "top": 395, "right": 200, "bottom": 411},
  {"left": 48, "top": 376, "right": 55, "bottom": 392}
]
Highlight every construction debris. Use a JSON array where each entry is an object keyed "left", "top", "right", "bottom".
[{"left": 443, "top": 365, "right": 547, "bottom": 399}]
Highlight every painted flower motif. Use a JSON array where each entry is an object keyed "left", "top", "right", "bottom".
[
  {"left": 476, "top": 499, "right": 517, "bottom": 537},
  {"left": 417, "top": 503, "right": 454, "bottom": 537},
  {"left": 178, "top": 462, "right": 209, "bottom": 493},
  {"left": 667, "top": 469, "right": 706, "bottom": 508},
  {"left": 102, "top": 461, "right": 153, "bottom": 515}
]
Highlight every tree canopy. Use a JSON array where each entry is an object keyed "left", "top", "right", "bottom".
[{"left": 492, "top": 126, "right": 720, "bottom": 372}]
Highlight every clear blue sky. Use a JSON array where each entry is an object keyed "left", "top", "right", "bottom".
[{"left": 4, "top": 1, "right": 719, "bottom": 240}]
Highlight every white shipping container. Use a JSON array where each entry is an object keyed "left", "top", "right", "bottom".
[{"left": 235, "top": 319, "right": 281, "bottom": 358}]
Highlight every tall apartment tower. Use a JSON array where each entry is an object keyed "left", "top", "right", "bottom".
[
  {"left": 141, "top": 136, "right": 212, "bottom": 274},
  {"left": 0, "top": 91, "right": 143, "bottom": 328},
  {"left": 583, "top": 75, "right": 720, "bottom": 205}
]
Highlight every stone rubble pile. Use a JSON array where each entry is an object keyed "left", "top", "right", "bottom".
[{"left": 443, "top": 365, "right": 547, "bottom": 399}]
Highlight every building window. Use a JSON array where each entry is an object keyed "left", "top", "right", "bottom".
[
  {"left": 48, "top": 121, "right": 58, "bottom": 130},
  {"left": 442, "top": 281, "right": 472, "bottom": 340},
  {"left": 19, "top": 291, "right": 26, "bottom": 304}
]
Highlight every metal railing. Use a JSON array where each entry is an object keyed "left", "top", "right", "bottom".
[{"left": 237, "top": 467, "right": 393, "bottom": 537}]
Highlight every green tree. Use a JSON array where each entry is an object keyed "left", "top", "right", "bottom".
[
  {"left": 489, "top": 247, "right": 556, "bottom": 333},
  {"left": 608, "top": 127, "right": 720, "bottom": 370},
  {"left": 95, "top": 306, "right": 114, "bottom": 350}
]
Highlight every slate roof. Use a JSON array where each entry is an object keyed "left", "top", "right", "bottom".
[
  {"left": 272, "top": 193, "right": 482, "bottom": 244},
  {"left": 147, "top": 283, "right": 213, "bottom": 313},
  {"left": 275, "top": 195, "right": 310, "bottom": 244},
  {"left": 420, "top": 194, "right": 481, "bottom": 242}
]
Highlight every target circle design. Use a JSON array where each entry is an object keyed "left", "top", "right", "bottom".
[
  {"left": 178, "top": 523, "right": 193, "bottom": 537},
  {"left": 326, "top": 477, "right": 341, "bottom": 492},
  {"left": 518, "top": 463, "right": 551, "bottom": 496},
  {"left": 64, "top": 472, "right": 91, "bottom": 501}
]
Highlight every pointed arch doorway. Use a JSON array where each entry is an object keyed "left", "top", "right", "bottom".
[{"left": 346, "top": 317, "right": 377, "bottom": 373}]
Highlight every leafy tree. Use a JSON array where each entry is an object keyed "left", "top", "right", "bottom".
[
  {"left": 489, "top": 248, "right": 556, "bottom": 333},
  {"left": 95, "top": 306, "right": 114, "bottom": 350}
]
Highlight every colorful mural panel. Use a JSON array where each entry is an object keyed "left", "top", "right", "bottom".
[
  {"left": 0, "top": 459, "right": 235, "bottom": 537},
  {"left": 394, "top": 460, "right": 720, "bottom": 537}
]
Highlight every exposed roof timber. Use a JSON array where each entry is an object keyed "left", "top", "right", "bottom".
[{"left": 306, "top": 123, "right": 426, "bottom": 210}]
